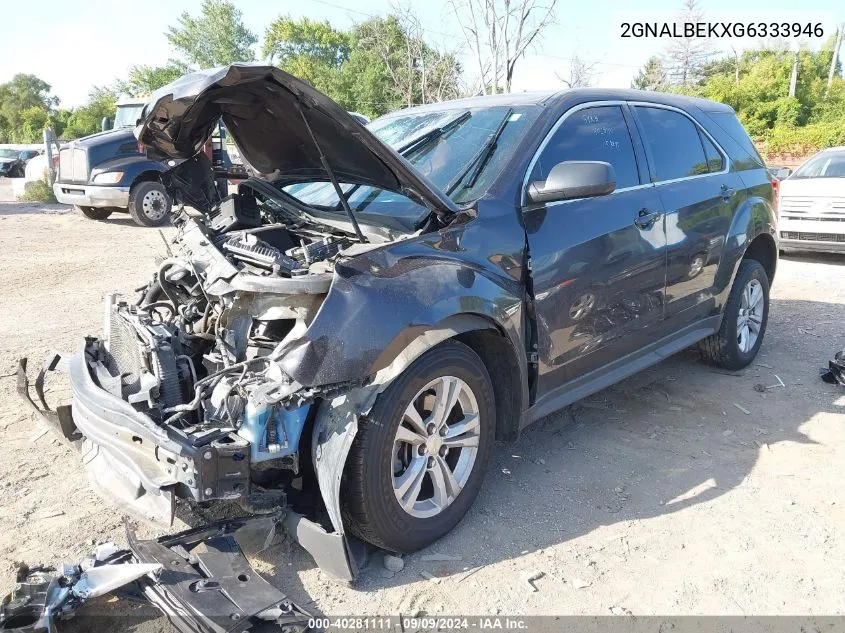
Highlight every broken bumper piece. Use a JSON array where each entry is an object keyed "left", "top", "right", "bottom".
[
  {"left": 0, "top": 516, "right": 311, "bottom": 633},
  {"left": 18, "top": 352, "right": 364, "bottom": 583}
]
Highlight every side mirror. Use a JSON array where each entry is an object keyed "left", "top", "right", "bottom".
[
  {"left": 527, "top": 161, "right": 616, "bottom": 204},
  {"left": 101, "top": 117, "right": 113, "bottom": 132},
  {"left": 777, "top": 167, "right": 792, "bottom": 180}
]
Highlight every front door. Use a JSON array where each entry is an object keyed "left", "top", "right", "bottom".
[{"left": 523, "top": 104, "right": 667, "bottom": 400}]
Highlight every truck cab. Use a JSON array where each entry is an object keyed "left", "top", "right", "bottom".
[{"left": 53, "top": 98, "right": 173, "bottom": 226}]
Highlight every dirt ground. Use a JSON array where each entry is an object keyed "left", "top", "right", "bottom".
[{"left": 1, "top": 185, "right": 844, "bottom": 630}]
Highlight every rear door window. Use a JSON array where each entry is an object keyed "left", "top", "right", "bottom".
[
  {"left": 634, "top": 106, "right": 710, "bottom": 181},
  {"left": 530, "top": 105, "right": 641, "bottom": 190}
]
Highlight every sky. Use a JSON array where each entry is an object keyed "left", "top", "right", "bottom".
[{"left": 1, "top": 0, "right": 842, "bottom": 108}]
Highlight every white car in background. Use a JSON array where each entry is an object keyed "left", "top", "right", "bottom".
[{"left": 778, "top": 147, "right": 845, "bottom": 254}]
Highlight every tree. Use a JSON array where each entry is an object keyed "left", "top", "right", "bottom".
[
  {"left": 262, "top": 16, "right": 350, "bottom": 66},
  {"left": 353, "top": 12, "right": 461, "bottom": 110},
  {"left": 261, "top": 16, "right": 350, "bottom": 96},
  {"left": 116, "top": 61, "right": 191, "bottom": 96},
  {"left": 450, "top": 0, "right": 557, "bottom": 94},
  {"left": 61, "top": 86, "right": 117, "bottom": 139},
  {"left": 664, "top": 0, "right": 713, "bottom": 87},
  {"left": 557, "top": 53, "right": 598, "bottom": 89},
  {"left": 632, "top": 56, "right": 668, "bottom": 91},
  {"left": 258, "top": 10, "right": 461, "bottom": 118},
  {"left": 166, "top": 0, "right": 257, "bottom": 68},
  {"left": 0, "top": 74, "right": 58, "bottom": 142}
]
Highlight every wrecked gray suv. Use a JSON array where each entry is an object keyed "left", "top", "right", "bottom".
[{"left": 22, "top": 65, "right": 777, "bottom": 580}]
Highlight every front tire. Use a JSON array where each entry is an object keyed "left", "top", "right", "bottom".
[
  {"left": 129, "top": 181, "right": 171, "bottom": 227},
  {"left": 341, "top": 340, "right": 495, "bottom": 553},
  {"left": 77, "top": 206, "right": 113, "bottom": 220},
  {"left": 698, "top": 259, "right": 770, "bottom": 369}
]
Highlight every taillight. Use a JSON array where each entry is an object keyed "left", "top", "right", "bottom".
[{"left": 771, "top": 178, "right": 779, "bottom": 216}]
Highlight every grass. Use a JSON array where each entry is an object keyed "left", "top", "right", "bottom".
[{"left": 18, "top": 179, "right": 57, "bottom": 203}]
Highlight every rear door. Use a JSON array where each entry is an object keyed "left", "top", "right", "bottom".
[
  {"left": 523, "top": 103, "right": 667, "bottom": 399},
  {"left": 631, "top": 104, "right": 743, "bottom": 328}
]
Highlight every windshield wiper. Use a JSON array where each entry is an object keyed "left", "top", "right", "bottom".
[
  {"left": 397, "top": 110, "right": 472, "bottom": 157},
  {"left": 445, "top": 108, "right": 513, "bottom": 197}
]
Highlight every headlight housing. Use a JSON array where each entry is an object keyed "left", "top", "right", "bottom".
[{"left": 92, "top": 171, "right": 124, "bottom": 184}]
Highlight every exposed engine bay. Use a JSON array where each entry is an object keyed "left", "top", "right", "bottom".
[{"left": 80, "top": 173, "right": 402, "bottom": 521}]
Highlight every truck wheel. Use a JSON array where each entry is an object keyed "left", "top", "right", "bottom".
[
  {"left": 698, "top": 259, "right": 770, "bottom": 370},
  {"left": 129, "top": 181, "right": 171, "bottom": 227},
  {"left": 77, "top": 206, "right": 113, "bottom": 221},
  {"left": 341, "top": 340, "right": 495, "bottom": 553}
]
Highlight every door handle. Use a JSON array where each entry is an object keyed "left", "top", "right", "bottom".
[
  {"left": 720, "top": 184, "right": 735, "bottom": 201},
  {"left": 634, "top": 208, "right": 661, "bottom": 230}
]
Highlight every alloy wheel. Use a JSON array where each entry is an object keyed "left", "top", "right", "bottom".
[
  {"left": 392, "top": 376, "right": 481, "bottom": 519},
  {"left": 736, "top": 278, "right": 764, "bottom": 353}
]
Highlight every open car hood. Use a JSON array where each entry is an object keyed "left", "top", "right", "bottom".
[{"left": 136, "top": 64, "right": 458, "bottom": 215}]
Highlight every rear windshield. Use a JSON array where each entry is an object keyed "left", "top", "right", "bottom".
[{"left": 792, "top": 151, "right": 845, "bottom": 179}]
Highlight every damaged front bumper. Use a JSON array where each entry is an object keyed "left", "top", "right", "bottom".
[
  {"left": 18, "top": 348, "right": 365, "bottom": 583},
  {"left": 21, "top": 344, "right": 250, "bottom": 525},
  {"left": 0, "top": 515, "right": 311, "bottom": 633}
]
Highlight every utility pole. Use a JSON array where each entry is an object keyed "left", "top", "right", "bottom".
[
  {"left": 731, "top": 46, "right": 740, "bottom": 86},
  {"left": 827, "top": 24, "right": 843, "bottom": 93},
  {"left": 788, "top": 50, "right": 799, "bottom": 97}
]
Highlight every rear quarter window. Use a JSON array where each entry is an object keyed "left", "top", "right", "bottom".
[{"left": 704, "top": 112, "right": 764, "bottom": 171}]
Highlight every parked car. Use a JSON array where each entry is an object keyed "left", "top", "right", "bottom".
[
  {"left": 21, "top": 66, "right": 776, "bottom": 580},
  {"left": 0, "top": 148, "right": 40, "bottom": 177},
  {"left": 778, "top": 147, "right": 845, "bottom": 254}
]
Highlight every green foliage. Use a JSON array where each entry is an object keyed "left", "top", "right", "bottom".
[
  {"left": 634, "top": 36, "right": 845, "bottom": 157},
  {"left": 631, "top": 56, "right": 668, "bottom": 91},
  {"left": 19, "top": 179, "right": 57, "bottom": 203},
  {"left": 761, "top": 120, "right": 845, "bottom": 157},
  {"left": 263, "top": 16, "right": 350, "bottom": 67},
  {"left": 259, "top": 15, "right": 461, "bottom": 118},
  {"left": 116, "top": 61, "right": 191, "bottom": 96},
  {"left": 166, "top": 0, "right": 257, "bottom": 68},
  {"left": 61, "top": 86, "right": 117, "bottom": 140},
  {"left": 0, "top": 74, "right": 58, "bottom": 142}
]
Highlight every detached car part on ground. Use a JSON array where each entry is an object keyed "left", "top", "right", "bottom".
[
  {"left": 21, "top": 66, "right": 777, "bottom": 585},
  {"left": 0, "top": 515, "right": 310, "bottom": 633}
]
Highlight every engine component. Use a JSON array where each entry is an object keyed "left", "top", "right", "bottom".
[
  {"left": 100, "top": 300, "right": 188, "bottom": 415},
  {"left": 222, "top": 233, "right": 302, "bottom": 274},
  {"left": 286, "top": 235, "right": 348, "bottom": 266},
  {"left": 208, "top": 193, "right": 261, "bottom": 232},
  {"left": 239, "top": 389, "right": 310, "bottom": 463}
]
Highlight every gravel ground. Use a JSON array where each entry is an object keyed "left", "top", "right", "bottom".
[{"left": 1, "top": 191, "right": 844, "bottom": 629}]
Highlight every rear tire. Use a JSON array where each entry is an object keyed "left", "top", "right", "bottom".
[
  {"left": 698, "top": 259, "right": 770, "bottom": 370},
  {"left": 129, "top": 181, "right": 171, "bottom": 227},
  {"left": 77, "top": 206, "right": 113, "bottom": 221},
  {"left": 341, "top": 340, "right": 495, "bottom": 553}
]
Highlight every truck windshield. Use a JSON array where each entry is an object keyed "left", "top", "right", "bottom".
[
  {"left": 792, "top": 151, "right": 845, "bottom": 179},
  {"left": 114, "top": 105, "right": 145, "bottom": 129}
]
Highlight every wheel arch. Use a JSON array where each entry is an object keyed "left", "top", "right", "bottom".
[
  {"left": 367, "top": 313, "right": 528, "bottom": 441},
  {"left": 130, "top": 169, "right": 167, "bottom": 189},
  {"left": 741, "top": 232, "right": 777, "bottom": 284},
  {"left": 715, "top": 194, "right": 778, "bottom": 302}
]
